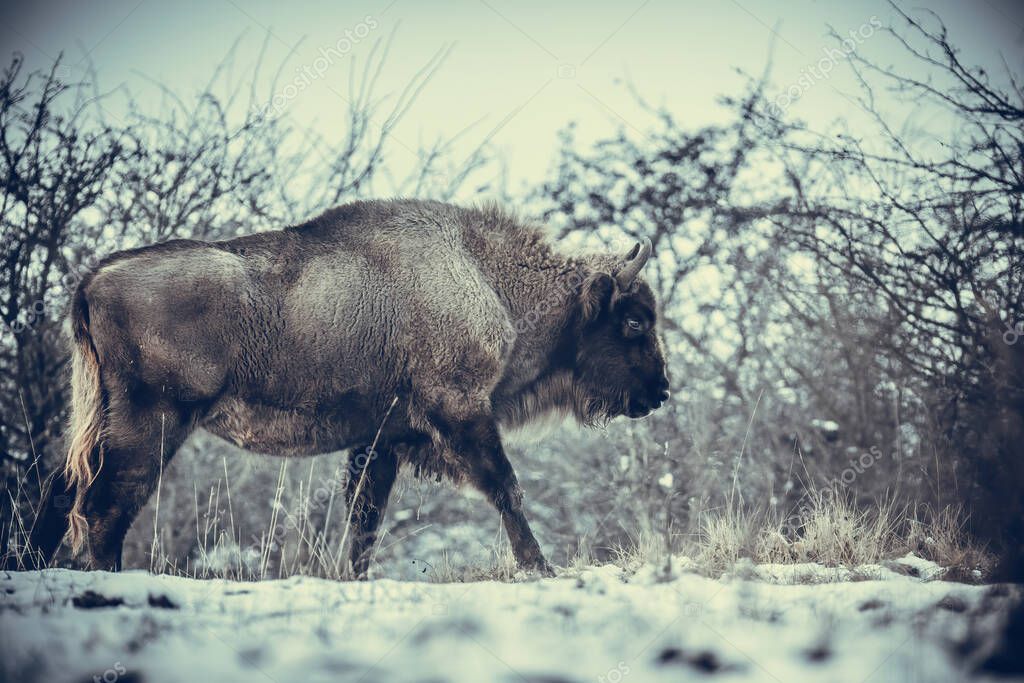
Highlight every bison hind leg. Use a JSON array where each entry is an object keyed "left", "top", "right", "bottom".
[
  {"left": 11, "top": 467, "right": 73, "bottom": 570},
  {"left": 79, "top": 399, "right": 196, "bottom": 571}
]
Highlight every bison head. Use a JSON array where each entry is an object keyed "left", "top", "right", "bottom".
[{"left": 573, "top": 239, "right": 670, "bottom": 423}]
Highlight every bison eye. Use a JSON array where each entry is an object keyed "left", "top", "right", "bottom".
[{"left": 625, "top": 317, "right": 643, "bottom": 333}]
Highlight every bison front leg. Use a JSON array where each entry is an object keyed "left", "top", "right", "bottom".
[
  {"left": 344, "top": 447, "right": 399, "bottom": 579},
  {"left": 449, "top": 415, "right": 553, "bottom": 576}
]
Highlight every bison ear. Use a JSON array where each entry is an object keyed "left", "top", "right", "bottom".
[{"left": 578, "top": 272, "right": 615, "bottom": 324}]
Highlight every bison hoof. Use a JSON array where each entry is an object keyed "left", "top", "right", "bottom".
[{"left": 518, "top": 557, "right": 555, "bottom": 578}]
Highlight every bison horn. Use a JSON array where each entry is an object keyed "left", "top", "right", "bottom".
[{"left": 615, "top": 237, "right": 652, "bottom": 289}]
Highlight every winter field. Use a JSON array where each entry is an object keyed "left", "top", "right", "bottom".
[
  {"left": 2, "top": 3, "right": 1023, "bottom": 683},
  {"left": 2, "top": 555, "right": 1019, "bottom": 683}
]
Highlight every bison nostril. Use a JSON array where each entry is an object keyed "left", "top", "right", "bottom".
[{"left": 659, "top": 389, "right": 671, "bottom": 402}]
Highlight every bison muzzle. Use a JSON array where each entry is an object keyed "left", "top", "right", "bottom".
[{"left": 27, "top": 199, "right": 670, "bottom": 576}]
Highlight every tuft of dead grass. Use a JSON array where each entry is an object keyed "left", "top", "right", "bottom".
[
  {"left": 906, "top": 504, "right": 994, "bottom": 582},
  {"left": 697, "top": 506, "right": 757, "bottom": 575},
  {"left": 794, "top": 493, "right": 903, "bottom": 566},
  {"left": 600, "top": 494, "right": 992, "bottom": 582},
  {"left": 425, "top": 547, "right": 519, "bottom": 583}
]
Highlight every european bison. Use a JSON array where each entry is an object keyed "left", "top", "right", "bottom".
[{"left": 28, "top": 199, "right": 669, "bottom": 575}]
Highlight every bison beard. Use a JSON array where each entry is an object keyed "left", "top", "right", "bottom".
[{"left": 25, "top": 199, "right": 669, "bottom": 576}]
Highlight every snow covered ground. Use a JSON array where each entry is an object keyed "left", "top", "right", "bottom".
[{"left": 1, "top": 556, "right": 1018, "bottom": 683}]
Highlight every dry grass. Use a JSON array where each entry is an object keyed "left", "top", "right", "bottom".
[
  {"left": 2, "top": 464, "right": 993, "bottom": 583},
  {"left": 794, "top": 493, "right": 904, "bottom": 566},
  {"left": 424, "top": 547, "right": 519, "bottom": 583},
  {"left": 609, "top": 529, "right": 679, "bottom": 571},
  {"left": 906, "top": 504, "right": 995, "bottom": 581},
  {"left": 2, "top": 456, "right": 379, "bottom": 581},
  {"left": 599, "top": 494, "right": 992, "bottom": 582},
  {"left": 697, "top": 506, "right": 758, "bottom": 574}
]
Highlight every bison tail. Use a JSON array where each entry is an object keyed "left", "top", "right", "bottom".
[{"left": 63, "top": 288, "right": 105, "bottom": 557}]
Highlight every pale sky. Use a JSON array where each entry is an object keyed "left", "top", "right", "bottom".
[{"left": 2, "top": 0, "right": 1022, "bottom": 197}]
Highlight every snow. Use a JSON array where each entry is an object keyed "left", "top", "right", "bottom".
[
  {"left": 1, "top": 561, "right": 1017, "bottom": 683},
  {"left": 748, "top": 553, "right": 947, "bottom": 585},
  {"left": 810, "top": 418, "right": 840, "bottom": 434},
  {"left": 888, "top": 551, "right": 949, "bottom": 581}
]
